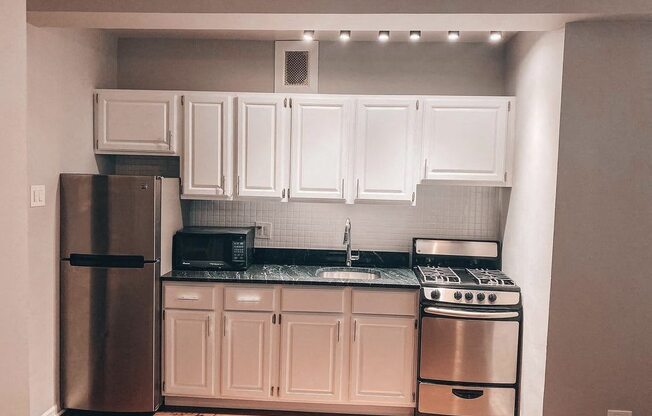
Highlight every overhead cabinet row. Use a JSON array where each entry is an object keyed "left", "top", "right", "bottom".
[{"left": 94, "top": 90, "right": 514, "bottom": 203}]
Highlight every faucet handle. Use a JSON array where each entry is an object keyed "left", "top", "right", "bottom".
[{"left": 351, "top": 251, "right": 361, "bottom": 261}]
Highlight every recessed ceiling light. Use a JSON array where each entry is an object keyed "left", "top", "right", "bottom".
[
  {"left": 303, "top": 30, "right": 315, "bottom": 41},
  {"left": 489, "top": 31, "right": 503, "bottom": 42},
  {"left": 409, "top": 31, "right": 421, "bottom": 41},
  {"left": 339, "top": 30, "right": 351, "bottom": 41},
  {"left": 378, "top": 31, "right": 390, "bottom": 42},
  {"left": 448, "top": 31, "right": 460, "bottom": 41}
]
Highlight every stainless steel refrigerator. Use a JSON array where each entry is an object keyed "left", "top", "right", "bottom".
[{"left": 60, "top": 174, "right": 182, "bottom": 412}]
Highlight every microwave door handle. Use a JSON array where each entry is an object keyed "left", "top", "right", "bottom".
[{"left": 423, "top": 306, "right": 519, "bottom": 320}]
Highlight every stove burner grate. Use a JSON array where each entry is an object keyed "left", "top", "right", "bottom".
[
  {"left": 418, "top": 266, "right": 461, "bottom": 284},
  {"left": 467, "top": 268, "right": 515, "bottom": 286}
]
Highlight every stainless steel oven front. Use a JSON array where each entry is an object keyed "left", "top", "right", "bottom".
[{"left": 418, "top": 306, "right": 521, "bottom": 416}]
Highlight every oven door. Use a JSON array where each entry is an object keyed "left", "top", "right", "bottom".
[{"left": 419, "top": 306, "right": 520, "bottom": 384}]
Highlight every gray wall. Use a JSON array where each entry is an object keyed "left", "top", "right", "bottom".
[
  {"left": 0, "top": 0, "right": 31, "bottom": 415},
  {"left": 117, "top": 38, "right": 505, "bottom": 95},
  {"left": 503, "top": 30, "right": 564, "bottom": 416},
  {"left": 27, "top": 26, "right": 117, "bottom": 415},
  {"left": 544, "top": 21, "right": 652, "bottom": 416}
]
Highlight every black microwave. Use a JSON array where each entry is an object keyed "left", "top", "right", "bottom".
[{"left": 172, "top": 227, "right": 255, "bottom": 271}]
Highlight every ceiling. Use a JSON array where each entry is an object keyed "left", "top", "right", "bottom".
[{"left": 110, "top": 29, "right": 515, "bottom": 43}]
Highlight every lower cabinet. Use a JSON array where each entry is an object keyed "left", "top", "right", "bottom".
[
  {"left": 221, "top": 311, "right": 275, "bottom": 400},
  {"left": 279, "top": 313, "right": 344, "bottom": 402},
  {"left": 349, "top": 316, "right": 416, "bottom": 405},
  {"left": 163, "top": 309, "right": 216, "bottom": 397},
  {"left": 163, "top": 283, "right": 418, "bottom": 410}
]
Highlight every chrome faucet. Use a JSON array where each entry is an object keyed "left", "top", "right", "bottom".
[{"left": 343, "top": 218, "right": 360, "bottom": 267}]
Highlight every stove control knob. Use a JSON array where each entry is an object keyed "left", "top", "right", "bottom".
[
  {"left": 464, "top": 292, "right": 474, "bottom": 301},
  {"left": 477, "top": 293, "right": 486, "bottom": 301},
  {"left": 454, "top": 291, "right": 463, "bottom": 300},
  {"left": 488, "top": 293, "right": 497, "bottom": 303},
  {"left": 432, "top": 289, "right": 441, "bottom": 300}
]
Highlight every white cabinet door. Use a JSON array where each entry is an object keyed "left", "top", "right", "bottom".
[
  {"left": 421, "top": 97, "right": 513, "bottom": 185},
  {"left": 236, "top": 95, "right": 288, "bottom": 199},
  {"left": 95, "top": 89, "right": 180, "bottom": 155},
  {"left": 221, "top": 311, "right": 275, "bottom": 400},
  {"left": 350, "top": 316, "right": 416, "bottom": 405},
  {"left": 163, "top": 310, "right": 216, "bottom": 397},
  {"left": 354, "top": 98, "right": 418, "bottom": 202},
  {"left": 182, "top": 93, "right": 233, "bottom": 198},
  {"left": 289, "top": 97, "right": 353, "bottom": 200},
  {"left": 279, "top": 313, "right": 344, "bottom": 402}
]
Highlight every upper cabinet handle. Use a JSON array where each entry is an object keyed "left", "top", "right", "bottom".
[{"left": 282, "top": 189, "right": 285, "bottom": 199}]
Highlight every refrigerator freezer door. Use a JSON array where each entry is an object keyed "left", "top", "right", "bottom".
[
  {"left": 60, "top": 261, "right": 161, "bottom": 412},
  {"left": 60, "top": 174, "right": 160, "bottom": 260}
]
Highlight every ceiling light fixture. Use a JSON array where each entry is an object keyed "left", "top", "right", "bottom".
[
  {"left": 448, "top": 31, "right": 460, "bottom": 41},
  {"left": 339, "top": 30, "right": 351, "bottom": 41},
  {"left": 489, "top": 31, "right": 503, "bottom": 43},
  {"left": 378, "top": 30, "right": 390, "bottom": 42},
  {"left": 303, "top": 30, "right": 315, "bottom": 41},
  {"left": 409, "top": 30, "right": 421, "bottom": 41}
]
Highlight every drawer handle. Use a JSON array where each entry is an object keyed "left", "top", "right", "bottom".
[
  {"left": 236, "top": 295, "right": 262, "bottom": 302},
  {"left": 452, "top": 389, "right": 484, "bottom": 400},
  {"left": 177, "top": 295, "right": 199, "bottom": 301}
]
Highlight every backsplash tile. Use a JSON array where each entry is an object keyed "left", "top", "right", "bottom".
[{"left": 187, "top": 185, "right": 501, "bottom": 252}]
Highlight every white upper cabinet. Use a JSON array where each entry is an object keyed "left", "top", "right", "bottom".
[
  {"left": 236, "top": 95, "right": 289, "bottom": 199},
  {"left": 421, "top": 97, "right": 514, "bottom": 186},
  {"left": 95, "top": 89, "right": 180, "bottom": 155},
  {"left": 354, "top": 98, "right": 418, "bottom": 202},
  {"left": 289, "top": 97, "right": 353, "bottom": 201},
  {"left": 181, "top": 93, "right": 233, "bottom": 198}
]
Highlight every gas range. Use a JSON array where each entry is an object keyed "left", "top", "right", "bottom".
[
  {"left": 412, "top": 239, "right": 521, "bottom": 307},
  {"left": 415, "top": 266, "right": 520, "bottom": 306},
  {"left": 414, "top": 238, "right": 522, "bottom": 416}
]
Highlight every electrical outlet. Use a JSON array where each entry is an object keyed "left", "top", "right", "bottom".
[
  {"left": 255, "top": 222, "right": 272, "bottom": 239},
  {"left": 30, "top": 185, "right": 45, "bottom": 207},
  {"left": 608, "top": 410, "right": 632, "bottom": 416}
]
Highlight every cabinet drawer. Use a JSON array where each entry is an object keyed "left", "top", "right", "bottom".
[
  {"left": 224, "top": 286, "right": 275, "bottom": 311},
  {"left": 281, "top": 287, "right": 345, "bottom": 313},
  {"left": 352, "top": 289, "right": 417, "bottom": 316},
  {"left": 164, "top": 284, "right": 215, "bottom": 310}
]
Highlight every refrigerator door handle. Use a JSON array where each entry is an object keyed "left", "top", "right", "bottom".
[{"left": 68, "top": 253, "right": 148, "bottom": 268}]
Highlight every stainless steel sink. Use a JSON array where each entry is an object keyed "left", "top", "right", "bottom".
[{"left": 316, "top": 267, "right": 381, "bottom": 280}]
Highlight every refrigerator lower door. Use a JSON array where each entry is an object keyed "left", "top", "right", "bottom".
[{"left": 60, "top": 261, "right": 161, "bottom": 412}]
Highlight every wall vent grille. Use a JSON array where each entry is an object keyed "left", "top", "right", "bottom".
[
  {"left": 275, "top": 41, "right": 318, "bottom": 93},
  {"left": 284, "top": 51, "right": 309, "bottom": 86}
]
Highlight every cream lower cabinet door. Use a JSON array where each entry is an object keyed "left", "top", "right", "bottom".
[
  {"left": 182, "top": 93, "right": 233, "bottom": 198},
  {"left": 236, "top": 95, "right": 289, "bottom": 199},
  {"left": 95, "top": 89, "right": 180, "bottom": 155},
  {"left": 354, "top": 98, "right": 418, "bottom": 202},
  {"left": 279, "top": 313, "right": 344, "bottom": 402},
  {"left": 349, "top": 316, "right": 416, "bottom": 405},
  {"left": 221, "top": 311, "right": 275, "bottom": 400},
  {"left": 164, "top": 310, "right": 216, "bottom": 397},
  {"left": 421, "top": 97, "right": 513, "bottom": 185},
  {"left": 289, "top": 97, "right": 353, "bottom": 201}
]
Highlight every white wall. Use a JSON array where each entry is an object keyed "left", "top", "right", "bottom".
[
  {"left": 502, "top": 30, "right": 565, "bottom": 416},
  {"left": 0, "top": 0, "right": 31, "bottom": 415},
  {"left": 26, "top": 26, "right": 117, "bottom": 415}
]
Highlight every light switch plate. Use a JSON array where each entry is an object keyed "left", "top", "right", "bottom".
[
  {"left": 30, "top": 185, "right": 45, "bottom": 207},
  {"left": 608, "top": 410, "right": 632, "bottom": 416},
  {"left": 255, "top": 222, "right": 272, "bottom": 239}
]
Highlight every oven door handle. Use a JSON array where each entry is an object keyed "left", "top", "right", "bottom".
[{"left": 423, "top": 306, "right": 519, "bottom": 319}]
